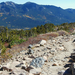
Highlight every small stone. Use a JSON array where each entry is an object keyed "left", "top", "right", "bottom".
[
  {"left": 49, "top": 49, "right": 56, "bottom": 55},
  {"left": 58, "top": 47, "right": 64, "bottom": 50},
  {"left": 34, "top": 44, "right": 40, "bottom": 47},
  {"left": 58, "top": 41, "right": 62, "bottom": 44},
  {"left": 48, "top": 58, "right": 54, "bottom": 62},
  {"left": 43, "top": 56, "right": 47, "bottom": 62},
  {"left": 28, "top": 55, "right": 35, "bottom": 59},
  {"left": 21, "top": 64, "right": 26, "bottom": 70},
  {"left": 73, "top": 39, "right": 75, "bottom": 43},
  {"left": 22, "top": 57, "right": 25, "bottom": 60},
  {"left": 52, "top": 40, "right": 56, "bottom": 43},
  {"left": 15, "top": 64, "right": 21, "bottom": 67},
  {"left": 24, "top": 66, "right": 33, "bottom": 72},
  {"left": 15, "top": 62, "right": 23, "bottom": 67},
  {"left": 28, "top": 44, "right": 33, "bottom": 48},
  {"left": 28, "top": 49, "right": 34, "bottom": 54},
  {"left": 52, "top": 62, "right": 58, "bottom": 66},
  {"left": 46, "top": 46, "right": 52, "bottom": 49},
  {"left": 59, "top": 45, "right": 63, "bottom": 47}
]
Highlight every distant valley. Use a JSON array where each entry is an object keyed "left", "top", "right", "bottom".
[{"left": 0, "top": 1, "right": 75, "bottom": 29}]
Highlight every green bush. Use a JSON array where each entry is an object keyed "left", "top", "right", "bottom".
[
  {"left": 1, "top": 46, "right": 6, "bottom": 55},
  {"left": 18, "top": 39, "right": 25, "bottom": 44},
  {"left": 8, "top": 39, "right": 25, "bottom": 48}
]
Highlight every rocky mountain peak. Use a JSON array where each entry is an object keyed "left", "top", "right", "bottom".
[
  {"left": 5, "top": 1, "right": 16, "bottom": 7},
  {"left": 25, "top": 2, "right": 37, "bottom": 5}
]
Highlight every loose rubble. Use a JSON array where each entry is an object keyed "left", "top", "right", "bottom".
[{"left": 0, "top": 35, "right": 75, "bottom": 75}]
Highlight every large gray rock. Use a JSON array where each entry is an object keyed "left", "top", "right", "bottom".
[{"left": 30, "top": 57, "right": 45, "bottom": 68}]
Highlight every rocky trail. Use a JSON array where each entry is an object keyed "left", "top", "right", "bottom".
[{"left": 0, "top": 35, "right": 75, "bottom": 75}]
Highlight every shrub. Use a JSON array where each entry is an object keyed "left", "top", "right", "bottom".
[
  {"left": 47, "top": 32, "right": 59, "bottom": 37},
  {"left": 8, "top": 39, "right": 25, "bottom": 48},
  {"left": 57, "top": 30, "right": 69, "bottom": 36},
  {"left": 1, "top": 46, "right": 6, "bottom": 55},
  {"left": 18, "top": 39, "right": 25, "bottom": 44}
]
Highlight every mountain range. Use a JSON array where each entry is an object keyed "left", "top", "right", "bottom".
[{"left": 0, "top": 1, "right": 75, "bottom": 29}]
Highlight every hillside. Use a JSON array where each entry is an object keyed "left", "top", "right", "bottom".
[
  {"left": 0, "top": 21, "right": 75, "bottom": 74},
  {"left": 0, "top": 33, "right": 75, "bottom": 75},
  {"left": 0, "top": 1, "right": 75, "bottom": 29}
]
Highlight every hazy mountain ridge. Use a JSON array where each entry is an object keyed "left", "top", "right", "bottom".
[{"left": 0, "top": 1, "right": 75, "bottom": 29}]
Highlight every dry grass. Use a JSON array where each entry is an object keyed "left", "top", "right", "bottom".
[
  {"left": 57, "top": 30, "right": 69, "bottom": 36},
  {"left": 46, "top": 32, "right": 59, "bottom": 37}
]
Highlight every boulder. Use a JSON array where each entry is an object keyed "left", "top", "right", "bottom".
[
  {"left": 30, "top": 57, "right": 45, "bottom": 68},
  {"left": 38, "top": 40, "right": 46, "bottom": 46}
]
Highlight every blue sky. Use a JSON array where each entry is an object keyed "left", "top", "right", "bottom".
[{"left": 0, "top": 0, "right": 75, "bottom": 9}]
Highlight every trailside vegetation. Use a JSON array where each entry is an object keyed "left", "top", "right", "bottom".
[{"left": 0, "top": 22, "right": 75, "bottom": 57}]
